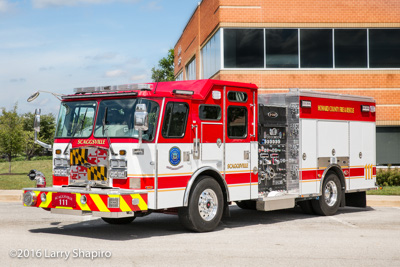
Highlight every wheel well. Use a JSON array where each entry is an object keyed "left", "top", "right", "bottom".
[
  {"left": 183, "top": 168, "right": 229, "bottom": 207},
  {"left": 200, "top": 170, "right": 228, "bottom": 204},
  {"left": 325, "top": 166, "right": 346, "bottom": 191}
]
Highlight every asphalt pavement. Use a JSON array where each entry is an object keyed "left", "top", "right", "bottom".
[
  {"left": 2, "top": 189, "right": 400, "bottom": 207},
  {"left": 0, "top": 202, "right": 399, "bottom": 266}
]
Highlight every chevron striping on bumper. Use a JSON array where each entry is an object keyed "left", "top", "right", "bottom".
[
  {"left": 75, "top": 193, "right": 91, "bottom": 211},
  {"left": 90, "top": 194, "right": 110, "bottom": 212},
  {"left": 131, "top": 194, "right": 148, "bottom": 210}
]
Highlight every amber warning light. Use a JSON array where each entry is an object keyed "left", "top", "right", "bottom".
[{"left": 301, "top": 100, "right": 312, "bottom": 108}]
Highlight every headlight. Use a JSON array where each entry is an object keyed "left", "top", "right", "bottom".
[
  {"left": 40, "top": 192, "right": 47, "bottom": 202},
  {"left": 110, "top": 160, "right": 127, "bottom": 168},
  {"left": 54, "top": 158, "right": 62, "bottom": 166},
  {"left": 54, "top": 168, "right": 70, "bottom": 177},
  {"left": 109, "top": 170, "right": 126, "bottom": 179},
  {"left": 54, "top": 158, "right": 69, "bottom": 167},
  {"left": 110, "top": 160, "right": 119, "bottom": 168}
]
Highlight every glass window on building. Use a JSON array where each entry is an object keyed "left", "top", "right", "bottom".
[
  {"left": 335, "top": 29, "right": 368, "bottom": 68},
  {"left": 300, "top": 29, "right": 333, "bottom": 68},
  {"left": 175, "top": 71, "right": 183, "bottom": 81},
  {"left": 265, "top": 29, "right": 299, "bottom": 68},
  {"left": 369, "top": 29, "right": 400, "bottom": 68},
  {"left": 224, "top": 29, "right": 264, "bottom": 68},
  {"left": 186, "top": 57, "right": 196, "bottom": 80},
  {"left": 377, "top": 127, "right": 400, "bottom": 165},
  {"left": 202, "top": 30, "right": 221, "bottom": 79}
]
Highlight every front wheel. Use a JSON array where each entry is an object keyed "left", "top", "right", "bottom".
[
  {"left": 101, "top": 216, "right": 136, "bottom": 225},
  {"left": 178, "top": 176, "right": 224, "bottom": 232},
  {"left": 312, "top": 172, "right": 342, "bottom": 216}
]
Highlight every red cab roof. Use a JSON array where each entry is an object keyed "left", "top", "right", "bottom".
[{"left": 64, "top": 79, "right": 258, "bottom": 101}]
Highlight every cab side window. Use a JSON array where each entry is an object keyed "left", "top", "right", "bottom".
[
  {"left": 227, "top": 106, "right": 247, "bottom": 138},
  {"left": 162, "top": 102, "right": 189, "bottom": 138},
  {"left": 199, "top": 105, "right": 221, "bottom": 121}
]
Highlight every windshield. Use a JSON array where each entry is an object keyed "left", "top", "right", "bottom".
[
  {"left": 55, "top": 101, "right": 97, "bottom": 138},
  {"left": 55, "top": 98, "right": 160, "bottom": 141},
  {"left": 94, "top": 98, "right": 160, "bottom": 141}
]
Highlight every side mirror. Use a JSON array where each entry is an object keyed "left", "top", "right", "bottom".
[
  {"left": 134, "top": 104, "right": 149, "bottom": 131},
  {"left": 34, "top": 109, "right": 41, "bottom": 133},
  {"left": 27, "top": 91, "right": 40, "bottom": 102},
  {"left": 134, "top": 104, "right": 148, "bottom": 148},
  {"left": 32, "top": 108, "right": 52, "bottom": 151}
]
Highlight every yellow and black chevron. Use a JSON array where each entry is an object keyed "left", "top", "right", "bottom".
[
  {"left": 88, "top": 166, "right": 107, "bottom": 181},
  {"left": 70, "top": 148, "right": 88, "bottom": 166}
]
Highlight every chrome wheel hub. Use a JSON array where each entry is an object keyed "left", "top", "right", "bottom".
[
  {"left": 324, "top": 180, "right": 338, "bottom": 207},
  {"left": 198, "top": 189, "right": 218, "bottom": 221}
]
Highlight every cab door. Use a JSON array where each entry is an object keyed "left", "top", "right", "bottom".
[
  {"left": 224, "top": 89, "right": 254, "bottom": 201},
  {"left": 156, "top": 100, "right": 192, "bottom": 209},
  {"left": 200, "top": 102, "right": 223, "bottom": 161}
]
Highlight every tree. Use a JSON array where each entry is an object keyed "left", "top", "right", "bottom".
[
  {"left": 151, "top": 49, "right": 176, "bottom": 82},
  {"left": 0, "top": 104, "right": 24, "bottom": 173},
  {"left": 22, "top": 112, "right": 56, "bottom": 160}
]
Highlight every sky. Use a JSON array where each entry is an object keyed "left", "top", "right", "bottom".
[{"left": 0, "top": 0, "right": 199, "bottom": 116}]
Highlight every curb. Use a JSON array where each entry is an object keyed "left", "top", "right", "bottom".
[
  {"left": 0, "top": 190, "right": 22, "bottom": 203},
  {"left": 366, "top": 195, "right": 400, "bottom": 207},
  {"left": 1, "top": 190, "right": 399, "bottom": 207}
]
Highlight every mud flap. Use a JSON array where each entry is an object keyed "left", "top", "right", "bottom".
[{"left": 345, "top": 191, "right": 367, "bottom": 208}]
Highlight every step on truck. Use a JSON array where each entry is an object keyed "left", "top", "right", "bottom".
[{"left": 23, "top": 80, "right": 376, "bottom": 232}]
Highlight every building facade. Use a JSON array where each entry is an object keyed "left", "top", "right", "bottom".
[{"left": 174, "top": 0, "right": 400, "bottom": 165}]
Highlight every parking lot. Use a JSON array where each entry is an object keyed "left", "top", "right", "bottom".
[{"left": 1, "top": 202, "right": 399, "bottom": 266}]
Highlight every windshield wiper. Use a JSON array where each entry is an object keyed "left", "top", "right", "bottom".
[
  {"left": 63, "top": 109, "right": 88, "bottom": 155},
  {"left": 102, "top": 107, "right": 117, "bottom": 156}
]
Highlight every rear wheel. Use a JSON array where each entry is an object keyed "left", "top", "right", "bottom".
[
  {"left": 178, "top": 176, "right": 224, "bottom": 232},
  {"left": 101, "top": 216, "right": 136, "bottom": 225},
  {"left": 312, "top": 172, "right": 342, "bottom": 216}
]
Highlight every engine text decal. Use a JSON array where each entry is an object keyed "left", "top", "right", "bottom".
[
  {"left": 227, "top": 163, "right": 249, "bottom": 169},
  {"left": 317, "top": 105, "right": 355, "bottom": 114},
  {"left": 77, "top": 139, "right": 106, "bottom": 145}
]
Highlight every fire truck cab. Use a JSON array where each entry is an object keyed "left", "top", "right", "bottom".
[{"left": 23, "top": 80, "right": 376, "bottom": 232}]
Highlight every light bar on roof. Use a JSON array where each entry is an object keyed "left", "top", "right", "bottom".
[
  {"left": 74, "top": 83, "right": 153, "bottom": 94},
  {"left": 172, "top": 89, "right": 194, "bottom": 95}
]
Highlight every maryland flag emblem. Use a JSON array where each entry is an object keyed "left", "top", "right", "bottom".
[
  {"left": 87, "top": 166, "right": 107, "bottom": 181},
  {"left": 70, "top": 148, "right": 88, "bottom": 166},
  {"left": 70, "top": 148, "right": 108, "bottom": 181}
]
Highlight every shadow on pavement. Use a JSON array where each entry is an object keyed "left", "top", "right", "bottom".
[{"left": 29, "top": 205, "right": 374, "bottom": 241}]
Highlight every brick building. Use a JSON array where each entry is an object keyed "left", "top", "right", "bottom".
[{"left": 174, "top": 0, "right": 400, "bottom": 165}]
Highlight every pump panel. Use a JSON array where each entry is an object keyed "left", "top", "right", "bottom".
[{"left": 258, "top": 106, "right": 288, "bottom": 193}]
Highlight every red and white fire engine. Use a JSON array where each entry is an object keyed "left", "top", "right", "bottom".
[{"left": 23, "top": 80, "right": 376, "bottom": 232}]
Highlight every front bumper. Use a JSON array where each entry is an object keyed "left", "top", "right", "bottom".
[{"left": 23, "top": 187, "right": 148, "bottom": 218}]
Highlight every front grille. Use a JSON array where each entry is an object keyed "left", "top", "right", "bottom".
[{"left": 69, "top": 147, "right": 109, "bottom": 185}]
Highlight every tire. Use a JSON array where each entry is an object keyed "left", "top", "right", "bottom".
[
  {"left": 236, "top": 200, "right": 257, "bottom": 210},
  {"left": 298, "top": 200, "right": 315, "bottom": 215},
  {"left": 312, "top": 172, "right": 342, "bottom": 216},
  {"left": 101, "top": 216, "right": 136, "bottom": 225},
  {"left": 178, "top": 176, "right": 224, "bottom": 232}
]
